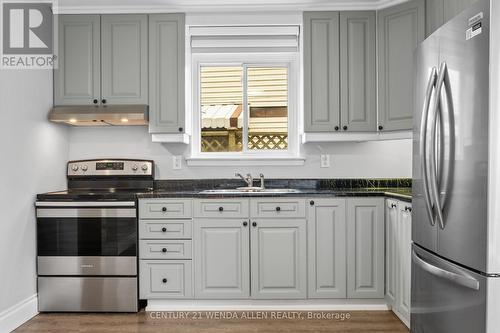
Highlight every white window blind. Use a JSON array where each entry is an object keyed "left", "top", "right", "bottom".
[{"left": 190, "top": 25, "right": 300, "bottom": 53}]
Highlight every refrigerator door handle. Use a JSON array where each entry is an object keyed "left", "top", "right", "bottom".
[
  {"left": 419, "top": 67, "right": 438, "bottom": 226},
  {"left": 429, "top": 62, "right": 447, "bottom": 230},
  {"left": 412, "top": 249, "right": 480, "bottom": 290}
]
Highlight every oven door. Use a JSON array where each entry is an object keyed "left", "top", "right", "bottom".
[{"left": 36, "top": 203, "right": 137, "bottom": 276}]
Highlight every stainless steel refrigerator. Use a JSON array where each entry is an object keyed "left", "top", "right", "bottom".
[{"left": 412, "top": 0, "right": 500, "bottom": 331}]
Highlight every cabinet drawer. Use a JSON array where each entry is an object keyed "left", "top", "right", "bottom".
[
  {"left": 140, "top": 260, "right": 193, "bottom": 299},
  {"left": 251, "top": 199, "right": 305, "bottom": 218},
  {"left": 139, "top": 199, "right": 192, "bottom": 219},
  {"left": 140, "top": 240, "right": 192, "bottom": 259},
  {"left": 194, "top": 199, "right": 249, "bottom": 218},
  {"left": 140, "top": 220, "right": 192, "bottom": 239}
]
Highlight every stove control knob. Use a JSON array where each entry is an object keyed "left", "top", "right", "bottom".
[
  {"left": 81, "top": 165, "right": 88, "bottom": 172},
  {"left": 131, "top": 164, "right": 138, "bottom": 171},
  {"left": 71, "top": 165, "right": 79, "bottom": 172},
  {"left": 141, "top": 164, "right": 148, "bottom": 171}
]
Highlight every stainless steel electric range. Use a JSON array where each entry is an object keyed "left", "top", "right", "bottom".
[{"left": 35, "top": 159, "right": 154, "bottom": 312}]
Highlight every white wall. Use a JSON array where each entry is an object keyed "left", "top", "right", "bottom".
[
  {"left": 68, "top": 127, "right": 412, "bottom": 179},
  {"left": 0, "top": 70, "right": 68, "bottom": 319}
]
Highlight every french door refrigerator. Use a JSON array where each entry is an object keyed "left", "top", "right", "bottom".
[{"left": 412, "top": 0, "right": 500, "bottom": 332}]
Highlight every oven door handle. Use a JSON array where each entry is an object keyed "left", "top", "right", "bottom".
[{"left": 36, "top": 201, "right": 136, "bottom": 207}]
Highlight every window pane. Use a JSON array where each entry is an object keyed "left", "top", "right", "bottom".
[
  {"left": 200, "top": 66, "right": 243, "bottom": 152},
  {"left": 247, "top": 67, "right": 288, "bottom": 150}
]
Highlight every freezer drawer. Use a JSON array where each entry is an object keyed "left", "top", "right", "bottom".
[{"left": 411, "top": 244, "right": 486, "bottom": 333}]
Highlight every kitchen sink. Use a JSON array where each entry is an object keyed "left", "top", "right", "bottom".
[{"left": 199, "top": 188, "right": 302, "bottom": 195}]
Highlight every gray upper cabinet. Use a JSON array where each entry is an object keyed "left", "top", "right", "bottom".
[
  {"left": 250, "top": 219, "right": 307, "bottom": 299},
  {"left": 378, "top": 0, "right": 425, "bottom": 131},
  {"left": 426, "top": 0, "right": 479, "bottom": 37},
  {"left": 193, "top": 219, "right": 250, "bottom": 299},
  {"left": 340, "top": 11, "right": 376, "bottom": 132},
  {"left": 149, "top": 14, "right": 185, "bottom": 134},
  {"left": 54, "top": 15, "right": 100, "bottom": 105},
  {"left": 55, "top": 14, "right": 147, "bottom": 106},
  {"left": 307, "top": 198, "right": 347, "bottom": 299},
  {"left": 101, "top": 15, "right": 148, "bottom": 105},
  {"left": 303, "top": 12, "right": 340, "bottom": 132},
  {"left": 346, "top": 198, "right": 385, "bottom": 299}
]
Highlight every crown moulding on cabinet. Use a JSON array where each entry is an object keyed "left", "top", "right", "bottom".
[{"left": 56, "top": 0, "right": 411, "bottom": 14}]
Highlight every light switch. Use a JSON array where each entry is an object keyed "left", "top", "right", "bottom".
[{"left": 320, "top": 154, "right": 330, "bottom": 168}]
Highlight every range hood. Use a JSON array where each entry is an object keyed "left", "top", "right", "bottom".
[{"left": 48, "top": 105, "right": 149, "bottom": 126}]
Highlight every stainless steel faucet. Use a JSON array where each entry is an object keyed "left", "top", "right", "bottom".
[
  {"left": 259, "top": 173, "right": 265, "bottom": 189},
  {"left": 235, "top": 173, "right": 253, "bottom": 187}
]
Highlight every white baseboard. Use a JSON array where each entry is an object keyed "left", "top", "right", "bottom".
[
  {"left": 146, "top": 299, "right": 390, "bottom": 312},
  {"left": 0, "top": 295, "right": 38, "bottom": 333}
]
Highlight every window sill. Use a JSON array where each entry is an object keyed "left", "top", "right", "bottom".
[{"left": 186, "top": 156, "right": 305, "bottom": 166}]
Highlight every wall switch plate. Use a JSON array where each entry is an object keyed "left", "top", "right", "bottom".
[
  {"left": 320, "top": 154, "right": 330, "bottom": 168},
  {"left": 173, "top": 155, "right": 182, "bottom": 170}
]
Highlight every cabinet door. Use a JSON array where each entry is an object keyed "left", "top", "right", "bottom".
[
  {"left": 377, "top": 0, "right": 425, "bottom": 131},
  {"left": 251, "top": 219, "right": 307, "bottom": 299},
  {"left": 346, "top": 198, "right": 384, "bottom": 298},
  {"left": 443, "top": 0, "right": 479, "bottom": 23},
  {"left": 54, "top": 15, "right": 100, "bottom": 105},
  {"left": 385, "top": 199, "right": 399, "bottom": 306},
  {"left": 307, "top": 199, "right": 346, "bottom": 298},
  {"left": 426, "top": 0, "right": 444, "bottom": 37},
  {"left": 193, "top": 219, "right": 249, "bottom": 299},
  {"left": 396, "top": 203, "right": 412, "bottom": 324},
  {"left": 303, "top": 12, "right": 340, "bottom": 132},
  {"left": 101, "top": 15, "right": 148, "bottom": 104},
  {"left": 340, "top": 11, "right": 376, "bottom": 132},
  {"left": 149, "top": 14, "right": 185, "bottom": 134}
]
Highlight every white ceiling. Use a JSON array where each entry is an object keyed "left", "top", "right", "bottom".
[{"left": 57, "top": 0, "right": 409, "bottom": 14}]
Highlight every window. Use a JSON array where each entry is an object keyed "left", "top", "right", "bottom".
[
  {"left": 200, "top": 65, "right": 288, "bottom": 153},
  {"left": 188, "top": 25, "right": 301, "bottom": 163},
  {"left": 191, "top": 53, "right": 299, "bottom": 161}
]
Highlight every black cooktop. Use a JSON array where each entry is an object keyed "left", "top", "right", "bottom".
[{"left": 36, "top": 188, "right": 153, "bottom": 201}]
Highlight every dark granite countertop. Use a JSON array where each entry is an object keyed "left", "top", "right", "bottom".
[{"left": 136, "top": 187, "right": 412, "bottom": 202}]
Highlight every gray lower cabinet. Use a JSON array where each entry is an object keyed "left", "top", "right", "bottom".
[
  {"left": 55, "top": 15, "right": 100, "bottom": 105},
  {"left": 101, "top": 15, "right": 148, "bottom": 104},
  {"left": 377, "top": 0, "right": 425, "bottom": 131},
  {"left": 307, "top": 198, "right": 347, "bottom": 298},
  {"left": 140, "top": 260, "right": 193, "bottom": 299},
  {"left": 139, "top": 199, "right": 193, "bottom": 300},
  {"left": 250, "top": 219, "right": 307, "bottom": 299},
  {"left": 385, "top": 199, "right": 399, "bottom": 306},
  {"left": 303, "top": 12, "right": 340, "bottom": 132},
  {"left": 346, "top": 198, "right": 385, "bottom": 298},
  {"left": 193, "top": 219, "right": 250, "bottom": 299},
  {"left": 340, "top": 11, "right": 377, "bottom": 132},
  {"left": 148, "top": 14, "right": 185, "bottom": 134},
  {"left": 426, "top": 0, "right": 480, "bottom": 37},
  {"left": 385, "top": 199, "right": 412, "bottom": 327}
]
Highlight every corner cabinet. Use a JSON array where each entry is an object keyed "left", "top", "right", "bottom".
[
  {"left": 377, "top": 0, "right": 425, "bottom": 131},
  {"left": 303, "top": 11, "right": 376, "bottom": 133},
  {"left": 346, "top": 198, "right": 385, "bottom": 298},
  {"left": 426, "top": 0, "right": 480, "bottom": 37},
  {"left": 148, "top": 14, "right": 186, "bottom": 135},
  {"left": 55, "top": 14, "right": 148, "bottom": 106},
  {"left": 385, "top": 199, "right": 412, "bottom": 328}
]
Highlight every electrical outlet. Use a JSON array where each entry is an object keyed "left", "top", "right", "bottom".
[
  {"left": 320, "top": 154, "right": 330, "bottom": 168},
  {"left": 173, "top": 155, "right": 182, "bottom": 170}
]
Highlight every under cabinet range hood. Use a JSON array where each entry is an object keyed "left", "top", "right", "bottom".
[{"left": 48, "top": 105, "right": 149, "bottom": 126}]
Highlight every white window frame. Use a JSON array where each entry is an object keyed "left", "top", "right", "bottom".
[{"left": 189, "top": 52, "right": 301, "bottom": 164}]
